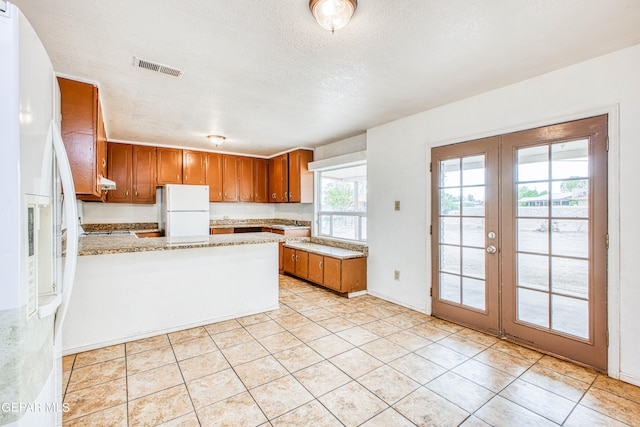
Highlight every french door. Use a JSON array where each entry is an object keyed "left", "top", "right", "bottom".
[{"left": 431, "top": 115, "right": 608, "bottom": 370}]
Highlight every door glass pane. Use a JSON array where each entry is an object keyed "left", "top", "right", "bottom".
[
  {"left": 462, "top": 217, "right": 484, "bottom": 247},
  {"left": 517, "top": 183, "right": 549, "bottom": 217},
  {"left": 440, "top": 273, "right": 461, "bottom": 303},
  {"left": 518, "top": 288, "right": 549, "bottom": 328},
  {"left": 518, "top": 145, "right": 549, "bottom": 182},
  {"left": 462, "top": 247, "right": 485, "bottom": 279},
  {"left": 517, "top": 218, "right": 548, "bottom": 254},
  {"left": 551, "top": 257, "right": 588, "bottom": 298},
  {"left": 551, "top": 220, "right": 588, "bottom": 258},
  {"left": 440, "top": 217, "right": 460, "bottom": 245},
  {"left": 462, "top": 187, "right": 485, "bottom": 216},
  {"left": 551, "top": 178, "right": 588, "bottom": 218},
  {"left": 440, "top": 159, "right": 460, "bottom": 187},
  {"left": 517, "top": 254, "right": 549, "bottom": 291},
  {"left": 552, "top": 295, "right": 589, "bottom": 339},
  {"left": 462, "top": 155, "right": 485, "bottom": 185},
  {"left": 551, "top": 139, "right": 589, "bottom": 180},
  {"left": 440, "top": 188, "right": 461, "bottom": 215},
  {"left": 462, "top": 277, "right": 485, "bottom": 310},
  {"left": 440, "top": 246, "right": 460, "bottom": 274}
]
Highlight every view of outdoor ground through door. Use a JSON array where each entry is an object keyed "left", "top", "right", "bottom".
[{"left": 432, "top": 115, "right": 608, "bottom": 370}]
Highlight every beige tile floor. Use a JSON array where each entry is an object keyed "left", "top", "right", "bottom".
[{"left": 61, "top": 275, "right": 640, "bottom": 427}]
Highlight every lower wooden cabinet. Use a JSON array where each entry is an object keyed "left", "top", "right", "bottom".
[
  {"left": 283, "top": 247, "right": 309, "bottom": 279},
  {"left": 323, "top": 256, "right": 342, "bottom": 292},
  {"left": 308, "top": 253, "right": 324, "bottom": 284},
  {"left": 283, "top": 246, "right": 367, "bottom": 294}
]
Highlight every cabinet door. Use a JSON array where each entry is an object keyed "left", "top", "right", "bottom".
[
  {"left": 269, "top": 154, "right": 288, "bottom": 202},
  {"left": 323, "top": 257, "right": 342, "bottom": 292},
  {"left": 206, "top": 153, "right": 223, "bottom": 202},
  {"left": 308, "top": 253, "right": 324, "bottom": 285},
  {"left": 238, "top": 157, "right": 254, "bottom": 202},
  {"left": 283, "top": 247, "right": 296, "bottom": 275},
  {"left": 58, "top": 78, "right": 102, "bottom": 199},
  {"left": 107, "top": 143, "right": 132, "bottom": 203},
  {"left": 157, "top": 148, "right": 183, "bottom": 185},
  {"left": 279, "top": 242, "right": 284, "bottom": 274},
  {"left": 295, "top": 250, "right": 309, "bottom": 279},
  {"left": 183, "top": 150, "right": 207, "bottom": 185},
  {"left": 222, "top": 155, "right": 239, "bottom": 201},
  {"left": 288, "top": 149, "right": 314, "bottom": 203},
  {"left": 342, "top": 258, "right": 367, "bottom": 293},
  {"left": 132, "top": 145, "right": 157, "bottom": 203},
  {"left": 254, "top": 159, "right": 269, "bottom": 203}
]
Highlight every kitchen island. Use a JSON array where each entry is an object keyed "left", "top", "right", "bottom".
[{"left": 63, "top": 232, "right": 287, "bottom": 354}]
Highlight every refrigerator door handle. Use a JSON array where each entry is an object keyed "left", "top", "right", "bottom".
[{"left": 50, "top": 121, "right": 79, "bottom": 335}]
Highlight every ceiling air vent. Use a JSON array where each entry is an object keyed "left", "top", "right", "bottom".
[{"left": 133, "top": 56, "right": 183, "bottom": 78}]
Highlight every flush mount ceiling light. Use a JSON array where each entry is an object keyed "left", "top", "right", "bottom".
[
  {"left": 309, "top": 0, "right": 357, "bottom": 34},
  {"left": 207, "top": 135, "right": 226, "bottom": 146}
]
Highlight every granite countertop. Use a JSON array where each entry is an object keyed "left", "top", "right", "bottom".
[
  {"left": 78, "top": 232, "right": 287, "bottom": 256},
  {"left": 284, "top": 241, "right": 366, "bottom": 259}
]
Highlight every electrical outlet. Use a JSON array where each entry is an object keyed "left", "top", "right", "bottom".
[
  {"left": 394, "top": 270, "right": 400, "bottom": 281},
  {"left": 394, "top": 200, "right": 401, "bottom": 211}
]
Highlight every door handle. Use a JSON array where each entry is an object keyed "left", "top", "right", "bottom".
[{"left": 486, "top": 246, "right": 497, "bottom": 254}]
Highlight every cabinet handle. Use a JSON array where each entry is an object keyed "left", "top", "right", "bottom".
[
  {"left": 295, "top": 255, "right": 298, "bottom": 261},
  {"left": 185, "top": 175, "right": 188, "bottom": 181},
  {"left": 320, "top": 261, "right": 323, "bottom": 267},
  {"left": 125, "top": 190, "right": 128, "bottom": 197},
  {"left": 177, "top": 175, "right": 180, "bottom": 180},
  {"left": 291, "top": 254, "right": 295, "bottom": 260},
  {"left": 289, "top": 192, "right": 292, "bottom": 198},
  {"left": 135, "top": 190, "right": 138, "bottom": 197}
]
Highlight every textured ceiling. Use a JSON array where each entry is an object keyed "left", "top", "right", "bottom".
[{"left": 13, "top": 0, "right": 640, "bottom": 156}]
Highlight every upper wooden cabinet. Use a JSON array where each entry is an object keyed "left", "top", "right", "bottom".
[
  {"left": 269, "top": 149, "right": 314, "bottom": 203},
  {"left": 289, "top": 149, "right": 314, "bottom": 203},
  {"left": 206, "top": 153, "right": 223, "bottom": 202},
  {"left": 238, "top": 157, "right": 254, "bottom": 202},
  {"left": 157, "top": 148, "right": 183, "bottom": 185},
  {"left": 106, "top": 143, "right": 131, "bottom": 203},
  {"left": 222, "top": 155, "right": 239, "bottom": 202},
  {"left": 132, "top": 145, "right": 157, "bottom": 203},
  {"left": 58, "top": 77, "right": 107, "bottom": 201},
  {"left": 107, "top": 143, "right": 156, "bottom": 203},
  {"left": 268, "top": 154, "right": 288, "bottom": 202},
  {"left": 254, "top": 159, "right": 269, "bottom": 203},
  {"left": 183, "top": 150, "right": 207, "bottom": 185}
]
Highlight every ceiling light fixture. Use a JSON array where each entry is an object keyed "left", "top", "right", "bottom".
[
  {"left": 207, "top": 135, "right": 226, "bottom": 146},
  {"left": 309, "top": 0, "right": 357, "bottom": 34}
]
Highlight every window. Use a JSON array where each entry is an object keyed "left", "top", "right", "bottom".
[{"left": 316, "top": 164, "right": 367, "bottom": 242}]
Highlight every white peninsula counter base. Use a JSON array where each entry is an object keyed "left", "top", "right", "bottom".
[{"left": 62, "top": 242, "right": 279, "bottom": 354}]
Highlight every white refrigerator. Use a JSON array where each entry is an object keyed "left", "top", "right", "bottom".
[
  {"left": 0, "top": 2, "right": 79, "bottom": 427},
  {"left": 161, "top": 185, "right": 210, "bottom": 237}
]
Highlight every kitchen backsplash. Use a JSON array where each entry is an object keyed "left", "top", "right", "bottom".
[{"left": 79, "top": 198, "right": 313, "bottom": 225}]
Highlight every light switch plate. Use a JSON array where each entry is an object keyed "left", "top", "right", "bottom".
[{"left": 394, "top": 201, "right": 400, "bottom": 211}]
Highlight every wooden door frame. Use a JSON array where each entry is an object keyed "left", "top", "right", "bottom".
[{"left": 430, "top": 114, "right": 610, "bottom": 371}]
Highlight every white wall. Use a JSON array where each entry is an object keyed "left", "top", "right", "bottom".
[{"left": 366, "top": 44, "right": 640, "bottom": 384}]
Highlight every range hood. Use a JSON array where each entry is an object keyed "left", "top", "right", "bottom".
[{"left": 100, "top": 176, "right": 116, "bottom": 191}]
